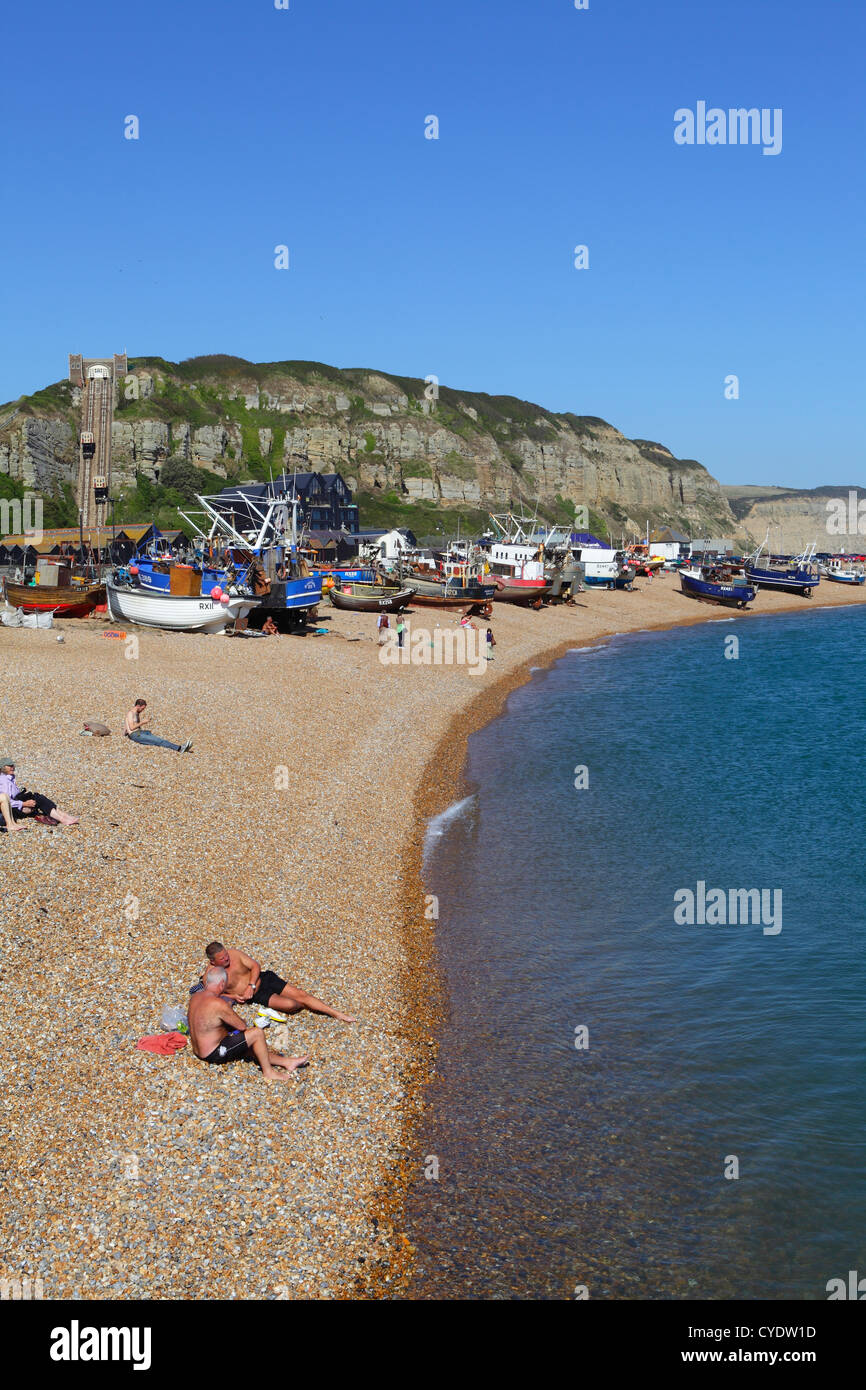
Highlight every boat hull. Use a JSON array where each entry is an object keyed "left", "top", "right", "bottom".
[
  {"left": 491, "top": 579, "right": 552, "bottom": 605},
  {"left": 3, "top": 582, "right": 105, "bottom": 617},
  {"left": 679, "top": 570, "right": 756, "bottom": 608},
  {"left": 328, "top": 585, "right": 416, "bottom": 613},
  {"left": 824, "top": 571, "right": 864, "bottom": 585},
  {"left": 133, "top": 560, "right": 322, "bottom": 611},
  {"left": 106, "top": 582, "right": 258, "bottom": 632},
  {"left": 404, "top": 576, "right": 497, "bottom": 607},
  {"left": 315, "top": 566, "right": 375, "bottom": 584},
  {"left": 583, "top": 573, "right": 633, "bottom": 590},
  {"left": 134, "top": 560, "right": 249, "bottom": 596},
  {"left": 744, "top": 565, "right": 819, "bottom": 596}
]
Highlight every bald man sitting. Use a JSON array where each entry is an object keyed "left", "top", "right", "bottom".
[{"left": 188, "top": 967, "right": 308, "bottom": 1081}]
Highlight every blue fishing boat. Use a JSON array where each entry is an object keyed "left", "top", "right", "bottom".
[
  {"left": 132, "top": 553, "right": 251, "bottom": 596},
  {"left": 124, "top": 489, "right": 324, "bottom": 623},
  {"left": 679, "top": 564, "right": 757, "bottom": 609},
  {"left": 744, "top": 541, "right": 820, "bottom": 597},
  {"left": 821, "top": 558, "right": 865, "bottom": 585}
]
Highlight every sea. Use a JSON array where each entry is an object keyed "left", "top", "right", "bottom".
[{"left": 404, "top": 606, "right": 866, "bottom": 1300}]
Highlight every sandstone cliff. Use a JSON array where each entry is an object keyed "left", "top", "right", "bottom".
[
  {"left": 0, "top": 355, "right": 739, "bottom": 539},
  {"left": 724, "top": 485, "right": 866, "bottom": 554}
]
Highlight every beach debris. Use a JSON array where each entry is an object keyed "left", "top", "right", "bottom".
[
  {"left": 160, "top": 1005, "right": 189, "bottom": 1034},
  {"left": 1, "top": 608, "right": 54, "bottom": 629}
]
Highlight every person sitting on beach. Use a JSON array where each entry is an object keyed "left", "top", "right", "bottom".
[
  {"left": 204, "top": 941, "right": 356, "bottom": 1023},
  {"left": 124, "top": 699, "right": 192, "bottom": 754},
  {"left": 0, "top": 792, "right": 26, "bottom": 833},
  {"left": 188, "top": 967, "right": 308, "bottom": 1080},
  {"left": 261, "top": 615, "right": 279, "bottom": 636},
  {"left": 0, "top": 758, "right": 79, "bottom": 827}
]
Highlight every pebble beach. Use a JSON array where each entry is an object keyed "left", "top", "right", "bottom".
[{"left": 2, "top": 572, "right": 865, "bottom": 1301}]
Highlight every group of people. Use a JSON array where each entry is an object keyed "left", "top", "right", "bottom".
[
  {"left": 1, "top": 698, "right": 192, "bottom": 835},
  {"left": 187, "top": 940, "right": 355, "bottom": 1081},
  {"left": 375, "top": 613, "right": 407, "bottom": 647},
  {"left": 2, "top": 704, "right": 353, "bottom": 1078},
  {"left": 375, "top": 612, "right": 497, "bottom": 658}
]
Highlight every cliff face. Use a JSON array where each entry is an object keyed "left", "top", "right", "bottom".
[
  {"left": 0, "top": 355, "right": 738, "bottom": 537},
  {"left": 724, "top": 486, "right": 866, "bottom": 553}
]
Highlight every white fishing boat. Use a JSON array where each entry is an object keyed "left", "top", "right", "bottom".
[
  {"left": 106, "top": 581, "right": 259, "bottom": 633},
  {"left": 821, "top": 558, "right": 865, "bottom": 585},
  {"left": 572, "top": 546, "right": 634, "bottom": 589},
  {"left": 480, "top": 514, "right": 554, "bottom": 604}
]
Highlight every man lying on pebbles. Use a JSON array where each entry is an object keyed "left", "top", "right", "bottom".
[
  {"left": 204, "top": 941, "right": 356, "bottom": 1023},
  {"left": 188, "top": 967, "right": 308, "bottom": 1081}
]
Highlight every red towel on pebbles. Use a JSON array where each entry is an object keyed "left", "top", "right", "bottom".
[{"left": 136, "top": 1032, "right": 188, "bottom": 1055}]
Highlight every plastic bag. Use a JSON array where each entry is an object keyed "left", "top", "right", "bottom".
[{"left": 161, "top": 1004, "right": 189, "bottom": 1033}]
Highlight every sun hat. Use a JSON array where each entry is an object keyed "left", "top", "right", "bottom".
[{"left": 0, "top": 756, "right": 15, "bottom": 768}]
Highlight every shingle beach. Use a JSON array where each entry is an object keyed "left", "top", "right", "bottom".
[{"left": 2, "top": 573, "right": 864, "bottom": 1300}]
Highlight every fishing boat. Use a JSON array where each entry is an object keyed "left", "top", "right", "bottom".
[
  {"left": 478, "top": 514, "right": 558, "bottom": 604},
  {"left": 171, "top": 487, "right": 323, "bottom": 621},
  {"left": 572, "top": 546, "right": 634, "bottom": 590},
  {"left": 679, "top": 564, "right": 757, "bottom": 608},
  {"left": 328, "top": 581, "right": 416, "bottom": 612},
  {"left": 132, "top": 546, "right": 252, "bottom": 598},
  {"left": 3, "top": 579, "right": 105, "bottom": 618},
  {"left": 744, "top": 538, "right": 820, "bottom": 597},
  {"left": 400, "top": 554, "right": 497, "bottom": 608},
  {"left": 821, "top": 558, "right": 865, "bottom": 585},
  {"left": 625, "top": 543, "right": 665, "bottom": 576},
  {"left": 106, "top": 581, "right": 258, "bottom": 633}
]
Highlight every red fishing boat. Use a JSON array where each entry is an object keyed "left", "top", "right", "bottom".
[{"left": 3, "top": 577, "right": 106, "bottom": 618}]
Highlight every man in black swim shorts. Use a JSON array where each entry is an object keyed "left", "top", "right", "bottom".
[
  {"left": 203, "top": 942, "right": 356, "bottom": 1023},
  {"left": 188, "top": 967, "right": 308, "bottom": 1080},
  {"left": 203, "top": 1028, "right": 251, "bottom": 1065}
]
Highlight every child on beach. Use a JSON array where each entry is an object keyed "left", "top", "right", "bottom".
[
  {"left": 486, "top": 628, "right": 496, "bottom": 660},
  {"left": 377, "top": 613, "right": 390, "bottom": 644}
]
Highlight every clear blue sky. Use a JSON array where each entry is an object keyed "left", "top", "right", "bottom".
[{"left": 2, "top": 0, "right": 863, "bottom": 487}]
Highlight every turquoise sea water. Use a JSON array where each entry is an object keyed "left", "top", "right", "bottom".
[{"left": 405, "top": 607, "right": 866, "bottom": 1300}]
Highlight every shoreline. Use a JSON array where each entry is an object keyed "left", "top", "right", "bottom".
[
  {"left": 388, "top": 578, "right": 866, "bottom": 1297},
  {"left": 1, "top": 574, "right": 864, "bottom": 1301}
]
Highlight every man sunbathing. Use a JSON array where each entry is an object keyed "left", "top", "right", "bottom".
[
  {"left": 204, "top": 941, "right": 356, "bottom": 1023},
  {"left": 188, "top": 966, "right": 308, "bottom": 1079}
]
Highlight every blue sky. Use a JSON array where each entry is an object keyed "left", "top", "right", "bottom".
[{"left": 2, "top": 0, "right": 863, "bottom": 487}]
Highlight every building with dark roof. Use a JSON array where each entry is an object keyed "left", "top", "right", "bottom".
[{"left": 213, "top": 471, "right": 359, "bottom": 535}]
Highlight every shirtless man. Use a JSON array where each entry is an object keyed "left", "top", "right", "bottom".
[
  {"left": 204, "top": 941, "right": 356, "bottom": 1023},
  {"left": 124, "top": 698, "right": 192, "bottom": 754},
  {"left": 188, "top": 966, "right": 308, "bottom": 1079}
]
